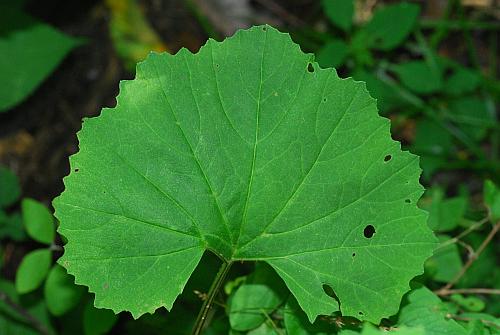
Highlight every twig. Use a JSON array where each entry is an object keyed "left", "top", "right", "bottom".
[
  {"left": 262, "top": 309, "right": 283, "bottom": 335},
  {"left": 0, "top": 290, "right": 50, "bottom": 335},
  {"left": 437, "top": 214, "right": 490, "bottom": 249},
  {"left": 456, "top": 240, "right": 475, "bottom": 257},
  {"left": 436, "top": 222, "right": 500, "bottom": 294},
  {"left": 437, "top": 288, "right": 500, "bottom": 296}
]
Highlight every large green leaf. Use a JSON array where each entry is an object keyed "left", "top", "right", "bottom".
[
  {"left": 54, "top": 25, "right": 435, "bottom": 323},
  {"left": 0, "top": 4, "right": 81, "bottom": 112}
]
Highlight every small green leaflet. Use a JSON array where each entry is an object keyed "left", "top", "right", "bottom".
[
  {"left": 22, "top": 198, "right": 55, "bottom": 244},
  {"left": 0, "top": 4, "right": 81, "bottom": 112},
  {"left": 229, "top": 263, "right": 288, "bottom": 331},
  {"left": 484, "top": 180, "right": 500, "bottom": 220},
  {"left": 321, "top": 0, "right": 354, "bottom": 32},
  {"left": 54, "top": 25, "right": 436, "bottom": 323},
  {"left": 425, "top": 235, "right": 462, "bottom": 283},
  {"left": 397, "top": 286, "right": 468, "bottom": 335},
  {"left": 363, "top": 2, "right": 420, "bottom": 50}
]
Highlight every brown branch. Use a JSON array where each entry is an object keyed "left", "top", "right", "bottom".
[
  {"left": 436, "top": 288, "right": 500, "bottom": 296},
  {"left": 436, "top": 221, "right": 500, "bottom": 295},
  {"left": 0, "top": 290, "right": 50, "bottom": 335}
]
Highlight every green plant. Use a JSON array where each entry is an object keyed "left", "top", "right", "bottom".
[
  {"left": 315, "top": 1, "right": 499, "bottom": 181},
  {"left": 0, "top": 2, "right": 498, "bottom": 333},
  {"left": 0, "top": 3, "right": 82, "bottom": 112},
  {"left": 0, "top": 166, "right": 118, "bottom": 335},
  {"left": 52, "top": 25, "right": 442, "bottom": 334}
]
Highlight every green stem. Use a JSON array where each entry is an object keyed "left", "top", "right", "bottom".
[
  {"left": 457, "top": 2, "right": 481, "bottom": 70},
  {"left": 192, "top": 261, "right": 232, "bottom": 335},
  {"left": 428, "top": 0, "right": 455, "bottom": 49}
]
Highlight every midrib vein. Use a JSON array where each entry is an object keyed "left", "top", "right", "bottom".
[{"left": 235, "top": 28, "right": 268, "bottom": 250}]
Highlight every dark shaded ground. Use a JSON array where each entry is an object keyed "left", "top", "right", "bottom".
[{"left": 0, "top": 0, "right": 212, "bottom": 205}]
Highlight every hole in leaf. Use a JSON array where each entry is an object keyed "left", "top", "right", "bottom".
[
  {"left": 359, "top": 311, "right": 364, "bottom": 316},
  {"left": 262, "top": 26, "right": 267, "bottom": 31},
  {"left": 352, "top": 252, "right": 356, "bottom": 257},
  {"left": 363, "top": 225, "right": 375, "bottom": 238},
  {"left": 405, "top": 199, "right": 411, "bottom": 204},
  {"left": 322, "top": 284, "right": 340, "bottom": 304},
  {"left": 384, "top": 155, "right": 392, "bottom": 162},
  {"left": 323, "top": 97, "right": 327, "bottom": 102},
  {"left": 307, "top": 63, "right": 314, "bottom": 73},
  {"left": 74, "top": 168, "right": 79, "bottom": 172}
]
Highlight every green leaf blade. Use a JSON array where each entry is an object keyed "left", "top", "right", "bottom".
[
  {"left": 321, "top": 0, "right": 354, "bottom": 32},
  {"left": 15, "top": 249, "right": 52, "bottom": 294},
  {"left": 21, "top": 198, "right": 55, "bottom": 244},
  {"left": 363, "top": 2, "right": 420, "bottom": 51},
  {"left": 229, "top": 264, "right": 288, "bottom": 331},
  {"left": 83, "top": 299, "right": 118, "bottom": 335},
  {"left": 44, "top": 264, "right": 84, "bottom": 316},
  {"left": 54, "top": 25, "right": 436, "bottom": 323},
  {"left": 0, "top": 5, "right": 81, "bottom": 112}
]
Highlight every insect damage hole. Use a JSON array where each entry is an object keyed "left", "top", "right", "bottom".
[
  {"left": 322, "top": 284, "right": 340, "bottom": 305},
  {"left": 384, "top": 154, "right": 392, "bottom": 162},
  {"left": 363, "top": 225, "right": 375, "bottom": 238},
  {"left": 307, "top": 63, "right": 314, "bottom": 73},
  {"left": 405, "top": 199, "right": 411, "bottom": 204},
  {"left": 74, "top": 168, "right": 79, "bottom": 172}
]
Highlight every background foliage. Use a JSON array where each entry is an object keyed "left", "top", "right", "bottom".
[{"left": 0, "top": 0, "right": 498, "bottom": 334}]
